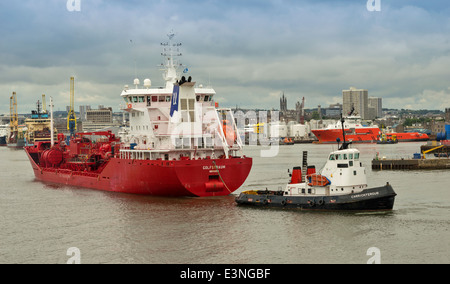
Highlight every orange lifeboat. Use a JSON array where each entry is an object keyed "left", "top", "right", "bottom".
[
  {"left": 222, "top": 120, "right": 236, "bottom": 147},
  {"left": 307, "top": 174, "right": 331, "bottom": 187}
]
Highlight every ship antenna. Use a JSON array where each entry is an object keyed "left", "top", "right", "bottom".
[
  {"left": 339, "top": 111, "right": 351, "bottom": 150},
  {"left": 160, "top": 30, "right": 183, "bottom": 88}
]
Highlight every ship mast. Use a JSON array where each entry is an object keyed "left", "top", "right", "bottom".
[{"left": 160, "top": 31, "right": 183, "bottom": 89}]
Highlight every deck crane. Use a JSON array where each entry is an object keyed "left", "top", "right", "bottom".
[{"left": 67, "top": 77, "right": 77, "bottom": 137}]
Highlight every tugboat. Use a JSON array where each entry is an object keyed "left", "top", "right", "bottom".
[
  {"left": 236, "top": 114, "right": 397, "bottom": 211},
  {"left": 24, "top": 99, "right": 56, "bottom": 147},
  {"left": 377, "top": 133, "right": 398, "bottom": 144}
]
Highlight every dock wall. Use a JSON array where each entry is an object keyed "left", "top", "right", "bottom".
[{"left": 372, "top": 158, "right": 450, "bottom": 170}]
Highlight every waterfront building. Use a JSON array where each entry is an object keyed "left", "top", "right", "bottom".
[{"left": 343, "top": 87, "right": 368, "bottom": 119}]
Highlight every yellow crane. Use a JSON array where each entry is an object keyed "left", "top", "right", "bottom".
[
  {"left": 67, "top": 77, "right": 77, "bottom": 137},
  {"left": 422, "top": 145, "right": 445, "bottom": 159}
]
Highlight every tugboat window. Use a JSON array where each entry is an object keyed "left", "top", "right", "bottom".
[{"left": 329, "top": 155, "right": 335, "bottom": 161}]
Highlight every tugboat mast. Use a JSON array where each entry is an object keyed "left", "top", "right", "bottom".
[{"left": 339, "top": 108, "right": 354, "bottom": 150}]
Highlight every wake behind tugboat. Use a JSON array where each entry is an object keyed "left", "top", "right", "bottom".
[{"left": 236, "top": 114, "right": 397, "bottom": 211}]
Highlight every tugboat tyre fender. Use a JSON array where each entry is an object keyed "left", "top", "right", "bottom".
[
  {"left": 318, "top": 199, "right": 324, "bottom": 206},
  {"left": 308, "top": 200, "right": 315, "bottom": 207},
  {"left": 281, "top": 200, "right": 286, "bottom": 206}
]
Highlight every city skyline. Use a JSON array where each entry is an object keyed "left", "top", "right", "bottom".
[{"left": 1, "top": 1, "right": 450, "bottom": 114}]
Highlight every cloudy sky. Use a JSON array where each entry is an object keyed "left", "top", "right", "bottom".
[{"left": 1, "top": 0, "right": 450, "bottom": 115}]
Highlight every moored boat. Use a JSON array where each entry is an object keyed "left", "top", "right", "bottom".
[
  {"left": 0, "top": 124, "right": 9, "bottom": 146},
  {"left": 312, "top": 116, "right": 428, "bottom": 144}
]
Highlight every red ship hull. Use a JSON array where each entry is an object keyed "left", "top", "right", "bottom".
[
  {"left": 25, "top": 148, "right": 252, "bottom": 197},
  {"left": 312, "top": 128, "right": 380, "bottom": 143},
  {"left": 312, "top": 128, "right": 429, "bottom": 144}
]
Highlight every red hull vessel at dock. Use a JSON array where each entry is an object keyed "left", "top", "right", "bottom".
[{"left": 312, "top": 116, "right": 429, "bottom": 144}]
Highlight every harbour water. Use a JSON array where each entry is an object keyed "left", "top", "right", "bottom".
[{"left": 1, "top": 142, "right": 449, "bottom": 264}]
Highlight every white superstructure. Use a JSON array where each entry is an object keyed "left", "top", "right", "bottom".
[
  {"left": 0, "top": 124, "right": 10, "bottom": 139},
  {"left": 119, "top": 32, "right": 243, "bottom": 161},
  {"left": 323, "top": 115, "right": 378, "bottom": 130},
  {"left": 285, "top": 148, "right": 368, "bottom": 197}
]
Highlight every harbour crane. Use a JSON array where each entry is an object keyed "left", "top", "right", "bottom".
[
  {"left": 67, "top": 77, "right": 77, "bottom": 137},
  {"left": 8, "top": 92, "right": 19, "bottom": 145},
  {"left": 9, "top": 92, "right": 18, "bottom": 134}
]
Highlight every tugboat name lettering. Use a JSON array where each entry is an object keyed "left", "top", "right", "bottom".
[{"left": 351, "top": 191, "right": 380, "bottom": 199}]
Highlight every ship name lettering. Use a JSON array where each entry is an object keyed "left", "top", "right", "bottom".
[
  {"left": 203, "top": 165, "right": 226, "bottom": 170},
  {"left": 351, "top": 191, "right": 380, "bottom": 199}
]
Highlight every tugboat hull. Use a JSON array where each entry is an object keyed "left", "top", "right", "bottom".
[{"left": 236, "top": 184, "right": 396, "bottom": 211}]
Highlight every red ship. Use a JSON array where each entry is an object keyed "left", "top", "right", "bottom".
[
  {"left": 312, "top": 116, "right": 429, "bottom": 143},
  {"left": 25, "top": 131, "right": 252, "bottom": 197},
  {"left": 24, "top": 33, "right": 252, "bottom": 197}
]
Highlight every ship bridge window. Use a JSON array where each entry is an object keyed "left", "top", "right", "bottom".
[
  {"left": 138, "top": 96, "right": 145, "bottom": 103},
  {"left": 349, "top": 153, "right": 353, "bottom": 160},
  {"left": 343, "top": 154, "right": 348, "bottom": 160},
  {"left": 354, "top": 153, "right": 360, "bottom": 160},
  {"left": 152, "top": 96, "right": 158, "bottom": 102},
  {"left": 204, "top": 96, "right": 209, "bottom": 102},
  {"left": 329, "top": 155, "right": 335, "bottom": 161},
  {"left": 166, "top": 96, "right": 171, "bottom": 102},
  {"left": 159, "top": 96, "right": 165, "bottom": 102},
  {"left": 133, "top": 96, "right": 138, "bottom": 103}
]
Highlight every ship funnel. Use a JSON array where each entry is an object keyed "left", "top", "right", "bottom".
[
  {"left": 307, "top": 166, "right": 316, "bottom": 176},
  {"left": 290, "top": 167, "right": 302, "bottom": 184}
]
